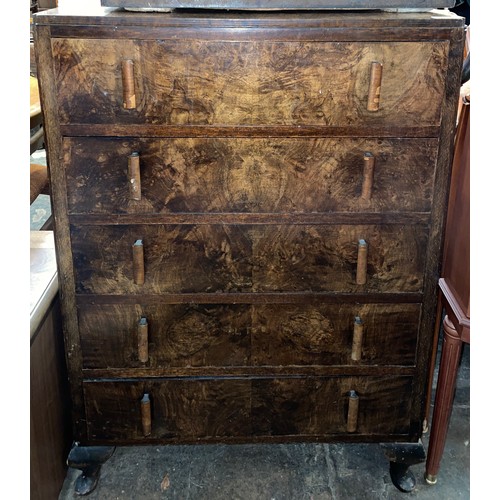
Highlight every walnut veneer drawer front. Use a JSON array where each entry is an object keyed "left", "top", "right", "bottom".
[
  {"left": 83, "top": 376, "right": 412, "bottom": 442},
  {"left": 78, "top": 303, "right": 420, "bottom": 369},
  {"left": 71, "top": 224, "right": 427, "bottom": 294},
  {"left": 52, "top": 38, "right": 447, "bottom": 128},
  {"left": 65, "top": 137, "right": 437, "bottom": 214}
]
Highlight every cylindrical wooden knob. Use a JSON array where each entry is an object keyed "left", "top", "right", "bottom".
[
  {"left": 367, "top": 62, "right": 383, "bottom": 112},
  {"left": 122, "top": 59, "right": 136, "bottom": 109},
  {"left": 137, "top": 316, "right": 149, "bottom": 363},
  {"left": 141, "top": 393, "right": 152, "bottom": 437},
  {"left": 347, "top": 390, "right": 359, "bottom": 433},
  {"left": 132, "top": 239, "right": 145, "bottom": 285},
  {"left": 351, "top": 316, "right": 364, "bottom": 361},
  {"left": 128, "top": 152, "right": 141, "bottom": 201},
  {"left": 361, "top": 152, "right": 375, "bottom": 200},
  {"left": 356, "top": 239, "right": 368, "bottom": 285}
]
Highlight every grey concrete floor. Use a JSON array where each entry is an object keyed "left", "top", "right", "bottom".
[{"left": 58, "top": 342, "right": 470, "bottom": 499}]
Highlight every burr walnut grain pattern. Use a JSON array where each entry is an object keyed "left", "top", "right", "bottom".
[
  {"left": 83, "top": 375, "right": 412, "bottom": 442},
  {"left": 77, "top": 303, "right": 420, "bottom": 369},
  {"left": 78, "top": 303, "right": 252, "bottom": 369},
  {"left": 250, "top": 303, "right": 420, "bottom": 367},
  {"left": 84, "top": 379, "right": 252, "bottom": 441},
  {"left": 70, "top": 224, "right": 427, "bottom": 294},
  {"left": 64, "top": 137, "right": 437, "bottom": 214},
  {"left": 51, "top": 39, "right": 447, "bottom": 128}
]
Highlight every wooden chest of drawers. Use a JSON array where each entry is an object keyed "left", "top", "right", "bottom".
[{"left": 34, "top": 7, "right": 464, "bottom": 492}]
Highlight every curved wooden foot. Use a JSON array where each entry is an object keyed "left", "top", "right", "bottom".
[
  {"left": 67, "top": 442, "right": 115, "bottom": 496},
  {"left": 381, "top": 441, "right": 426, "bottom": 493}
]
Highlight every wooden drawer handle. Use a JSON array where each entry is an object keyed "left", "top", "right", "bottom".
[
  {"left": 356, "top": 239, "right": 368, "bottom": 285},
  {"left": 361, "top": 152, "right": 375, "bottom": 200},
  {"left": 132, "top": 239, "right": 145, "bottom": 285},
  {"left": 141, "top": 393, "right": 152, "bottom": 437},
  {"left": 137, "top": 316, "right": 149, "bottom": 363},
  {"left": 122, "top": 59, "right": 136, "bottom": 109},
  {"left": 128, "top": 152, "right": 141, "bottom": 201},
  {"left": 347, "top": 390, "right": 359, "bottom": 433},
  {"left": 351, "top": 316, "right": 364, "bottom": 361},
  {"left": 367, "top": 62, "right": 383, "bottom": 112}
]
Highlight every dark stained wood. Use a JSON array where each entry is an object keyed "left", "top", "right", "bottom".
[
  {"left": 78, "top": 303, "right": 252, "bottom": 369},
  {"left": 70, "top": 212, "right": 432, "bottom": 226},
  {"left": 441, "top": 105, "right": 470, "bottom": 321},
  {"left": 77, "top": 291, "right": 424, "bottom": 305},
  {"left": 70, "top": 224, "right": 428, "bottom": 294},
  {"left": 407, "top": 24, "right": 464, "bottom": 434},
  {"left": 47, "top": 25, "right": 463, "bottom": 44},
  {"left": 33, "top": 8, "right": 465, "bottom": 450},
  {"left": 83, "top": 375, "right": 412, "bottom": 443},
  {"left": 33, "top": 24, "right": 87, "bottom": 439},
  {"left": 51, "top": 38, "right": 447, "bottom": 128},
  {"left": 60, "top": 124, "right": 441, "bottom": 138},
  {"left": 82, "top": 365, "right": 417, "bottom": 379},
  {"left": 424, "top": 315, "right": 463, "bottom": 483},
  {"left": 34, "top": 9, "right": 463, "bottom": 32},
  {"left": 425, "top": 82, "right": 470, "bottom": 483},
  {"left": 77, "top": 302, "right": 420, "bottom": 369},
  {"left": 30, "top": 297, "right": 72, "bottom": 500},
  {"left": 251, "top": 376, "right": 412, "bottom": 436},
  {"left": 84, "top": 379, "right": 253, "bottom": 441},
  {"left": 64, "top": 137, "right": 437, "bottom": 215},
  {"left": 250, "top": 303, "right": 420, "bottom": 367}
]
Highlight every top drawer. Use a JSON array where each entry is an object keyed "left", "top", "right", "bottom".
[{"left": 51, "top": 39, "right": 448, "bottom": 128}]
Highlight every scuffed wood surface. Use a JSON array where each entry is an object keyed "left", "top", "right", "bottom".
[
  {"left": 52, "top": 39, "right": 447, "bottom": 128},
  {"left": 79, "top": 303, "right": 252, "bottom": 368},
  {"left": 83, "top": 375, "right": 412, "bottom": 442},
  {"left": 77, "top": 302, "right": 420, "bottom": 369},
  {"left": 30, "top": 297, "right": 72, "bottom": 500},
  {"left": 251, "top": 303, "right": 420, "bottom": 366},
  {"left": 64, "top": 137, "right": 437, "bottom": 214},
  {"left": 71, "top": 224, "right": 427, "bottom": 294}
]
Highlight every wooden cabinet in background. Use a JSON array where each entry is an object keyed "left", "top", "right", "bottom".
[
  {"left": 30, "top": 231, "right": 72, "bottom": 500},
  {"left": 33, "top": 8, "right": 464, "bottom": 494},
  {"left": 425, "top": 95, "right": 470, "bottom": 485}
]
